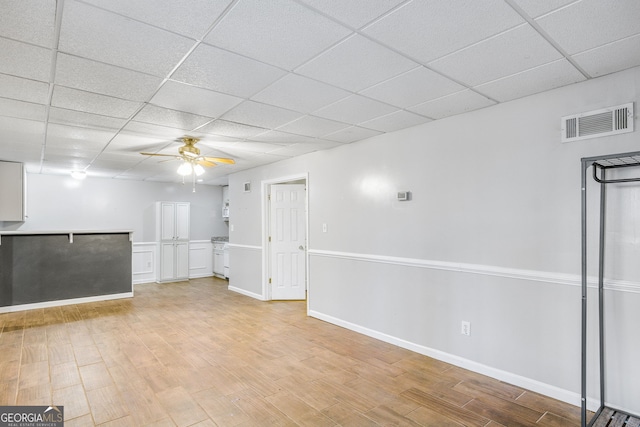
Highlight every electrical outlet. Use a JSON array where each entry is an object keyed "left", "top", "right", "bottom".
[
  {"left": 461, "top": 321, "right": 471, "bottom": 336},
  {"left": 322, "top": 223, "right": 327, "bottom": 233}
]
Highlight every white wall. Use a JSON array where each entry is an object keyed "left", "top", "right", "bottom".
[
  {"left": 0, "top": 174, "right": 228, "bottom": 242},
  {"left": 227, "top": 66, "right": 640, "bottom": 412}
]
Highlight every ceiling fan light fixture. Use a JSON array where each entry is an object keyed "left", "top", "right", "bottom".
[
  {"left": 70, "top": 170, "right": 87, "bottom": 180},
  {"left": 193, "top": 164, "right": 205, "bottom": 176},
  {"left": 177, "top": 162, "right": 193, "bottom": 176}
]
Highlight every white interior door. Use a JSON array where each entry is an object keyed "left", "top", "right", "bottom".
[{"left": 269, "top": 184, "right": 306, "bottom": 300}]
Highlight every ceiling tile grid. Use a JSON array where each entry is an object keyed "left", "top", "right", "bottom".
[
  {"left": 0, "top": 0, "right": 638, "bottom": 183},
  {"left": 203, "top": 0, "right": 352, "bottom": 70}
]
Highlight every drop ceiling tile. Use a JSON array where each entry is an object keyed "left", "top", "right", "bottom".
[
  {"left": 536, "top": 0, "right": 640, "bottom": 55},
  {"left": 360, "top": 110, "right": 432, "bottom": 133},
  {"left": 0, "top": 38, "right": 52, "bottom": 82},
  {"left": 572, "top": 34, "right": 640, "bottom": 77},
  {"left": 474, "top": 59, "right": 587, "bottom": 102},
  {"left": 80, "top": 0, "right": 233, "bottom": 39},
  {"left": 106, "top": 133, "right": 172, "bottom": 153},
  {"left": 59, "top": 0, "right": 194, "bottom": 77},
  {"left": 248, "top": 130, "right": 317, "bottom": 144},
  {"left": 363, "top": 0, "right": 524, "bottom": 63},
  {"left": 0, "top": 147, "right": 42, "bottom": 165},
  {"left": 408, "top": 90, "right": 496, "bottom": 120},
  {"left": 296, "top": 34, "right": 418, "bottom": 92},
  {"left": 230, "top": 141, "right": 288, "bottom": 154},
  {"left": 252, "top": 73, "right": 350, "bottom": 113},
  {"left": 49, "top": 108, "right": 127, "bottom": 130},
  {"left": 43, "top": 148, "right": 98, "bottom": 164},
  {"left": 55, "top": 54, "right": 162, "bottom": 102},
  {"left": 221, "top": 101, "right": 303, "bottom": 129},
  {"left": 0, "top": 74, "right": 50, "bottom": 104},
  {"left": 277, "top": 115, "right": 350, "bottom": 138},
  {"left": 133, "top": 104, "right": 213, "bottom": 130},
  {"left": 511, "top": 0, "right": 576, "bottom": 18},
  {"left": 150, "top": 80, "right": 243, "bottom": 118},
  {"left": 199, "top": 120, "right": 268, "bottom": 139},
  {"left": 429, "top": 24, "right": 562, "bottom": 86},
  {"left": 204, "top": 0, "right": 352, "bottom": 70},
  {"left": 51, "top": 86, "right": 142, "bottom": 119},
  {"left": 171, "top": 44, "right": 286, "bottom": 98},
  {"left": 0, "top": 98, "right": 47, "bottom": 121},
  {"left": 297, "top": 0, "right": 405, "bottom": 29},
  {"left": 361, "top": 66, "right": 465, "bottom": 108},
  {"left": 314, "top": 94, "right": 397, "bottom": 124},
  {"left": 45, "top": 123, "right": 116, "bottom": 150},
  {"left": 89, "top": 157, "right": 141, "bottom": 171},
  {"left": 40, "top": 161, "right": 92, "bottom": 176},
  {"left": 323, "top": 126, "right": 382, "bottom": 143},
  {"left": 267, "top": 140, "right": 342, "bottom": 157},
  {"left": 0, "top": 0, "right": 56, "bottom": 47},
  {"left": 0, "top": 116, "right": 45, "bottom": 147},
  {"left": 121, "top": 121, "right": 190, "bottom": 139}
]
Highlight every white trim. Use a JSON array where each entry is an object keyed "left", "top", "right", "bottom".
[
  {"left": 308, "top": 249, "right": 640, "bottom": 293},
  {"left": 227, "top": 243, "right": 262, "bottom": 251},
  {"left": 308, "top": 309, "right": 593, "bottom": 411},
  {"left": 132, "top": 242, "right": 157, "bottom": 285},
  {"left": 0, "top": 292, "right": 133, "bottom": 314},
  {"left": 228, "top": 286, "right": 266, "bottom": 301}
]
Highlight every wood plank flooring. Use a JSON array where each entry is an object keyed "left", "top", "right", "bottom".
[{"left": 0, "top": 278, "right": 582, "bottom": 426}]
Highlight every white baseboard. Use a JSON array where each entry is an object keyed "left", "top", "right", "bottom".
[
  {"left": 228, "top": 286, "right": 266, "bottom": 301},
  {"left": 189, "top": 273, "right": 214, "bottom": 279},
  {"left": 0, "top": 292, "right": 134, "bottom": 314},
  {"left": 308, "top": 309, "right": 592, "bottom": 411}
]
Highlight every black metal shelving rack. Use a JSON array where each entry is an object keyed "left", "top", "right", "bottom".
[{"left": 581, "top": 150, "right": 640, "bottom": 427}]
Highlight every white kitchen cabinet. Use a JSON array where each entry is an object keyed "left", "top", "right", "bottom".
[
  {"left": 156, "top": 202, "right": 190, "bottom": 282},
  {"left": 213, "top": 250, "right": 224, "bottom": 277},
  {"left": 0, "top": 161, "right": 25, "bottom": 221}
]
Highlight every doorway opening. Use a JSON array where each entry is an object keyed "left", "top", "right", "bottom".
[{"left": 262, "top": 173, "right": 309, "bottom": 306}]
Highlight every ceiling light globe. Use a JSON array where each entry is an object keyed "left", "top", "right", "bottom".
[
  {"left": 177, "top": 162, "right": 192, "bottom": 176},
  {"left": 194, "top": 164, "right": 205, "bottom": 176}
]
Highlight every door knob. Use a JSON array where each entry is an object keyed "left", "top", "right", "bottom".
[{"left": 298, "top": 245, "right": 305, "bottom": 250}]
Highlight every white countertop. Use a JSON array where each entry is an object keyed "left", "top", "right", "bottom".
[{"left": 0, "top": 230, "right": 133, "bottom": 235}]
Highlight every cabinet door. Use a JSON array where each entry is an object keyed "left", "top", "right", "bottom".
[
  {"left": 175, "top": 242, "right": 189, "bottom": 279},
  {"left": 159, "top": 242, "right": 176, "bottom": 281},
  {"left": 175, "top": 203, "right": 190, "bottom": 240},
  {"left": 160, "top": 203, "right": 176, "bottom": 241},
  {"left": 0, "top": 161, "right": 24, "bottom": 221},
  {"left": 213, "top": 252, "right": 224, "bottom": 275}
]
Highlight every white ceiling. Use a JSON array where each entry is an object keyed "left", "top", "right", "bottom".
[{"left": 1, "top": 0, "right": 639, "bottom": 185}]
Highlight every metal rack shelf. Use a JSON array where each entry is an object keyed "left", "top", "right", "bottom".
[{"left": 581, "top": 150, "right": 640, "bottom": 427}]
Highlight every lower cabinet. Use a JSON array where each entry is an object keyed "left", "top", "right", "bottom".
[
  {"left": 158, "top": 241, "right": 189, "bottom": 282},
  {"left": 213, "top": 250, "right": 224, "bottom": 277}
]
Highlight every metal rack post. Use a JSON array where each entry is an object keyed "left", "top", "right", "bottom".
[{"left": 580, "top": 150, "right": 640, "bottom": 427}]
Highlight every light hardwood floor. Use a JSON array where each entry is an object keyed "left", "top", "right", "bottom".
[{"left": 0, "top": 278, "right": 581, "bottom": 426}]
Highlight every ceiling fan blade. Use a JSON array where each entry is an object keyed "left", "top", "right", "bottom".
[
  {"left": 202, "top": 156, "right": 235, "bottom": 164},
  {"left": 197, "top": 160, "right": 216, "bottom": 167},
  {"left": 140, "top": 152, "right": 181, "bottom": 158}
]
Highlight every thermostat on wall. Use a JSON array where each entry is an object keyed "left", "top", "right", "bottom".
[{"left": 397, "top": 191, "right": 411, "bottom": 201}]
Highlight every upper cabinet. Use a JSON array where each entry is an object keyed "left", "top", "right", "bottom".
[
  {"left": 158, "top": 201, "right": 190, "bottom": 241},
  {"left": 0, "top": 161, "right": 25, "bottom": 221}
]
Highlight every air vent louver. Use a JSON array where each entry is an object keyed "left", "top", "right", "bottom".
[{"left": 561, "top": 103, "right": 633, "bottom": 142}]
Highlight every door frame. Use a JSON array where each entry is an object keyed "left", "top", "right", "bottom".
[{"left": 261, "top": 173, "right": 309, "bottom": 310}]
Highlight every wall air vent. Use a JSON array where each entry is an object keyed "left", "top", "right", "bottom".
[{"left": 561, "top": 103, "right": 633, "bottom": 142}]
